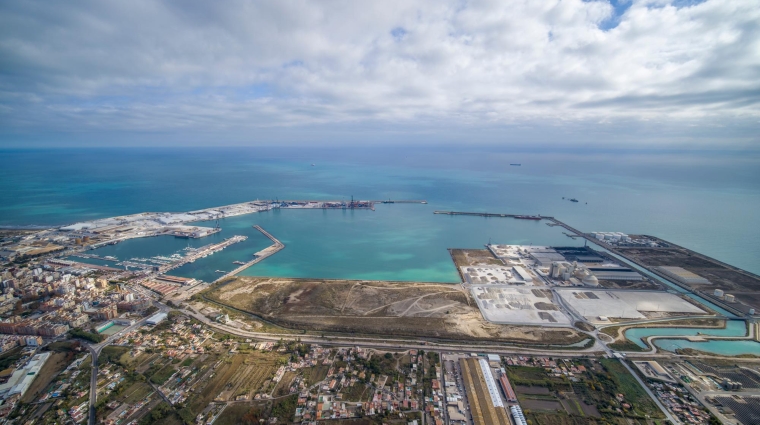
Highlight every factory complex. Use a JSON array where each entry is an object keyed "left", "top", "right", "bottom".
[
  {"left": 461, "top": 243, "right": 719, "bottom": 327},
  {"left": 485, "top": 244, "right": 646, "bottom": 287}
]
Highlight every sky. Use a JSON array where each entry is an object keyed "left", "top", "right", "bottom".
[{"left": 1, "top": 0, "right": 759, "bottom": 148}]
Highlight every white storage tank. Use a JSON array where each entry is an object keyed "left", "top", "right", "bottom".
[
  {"left": 714, "top": 289, "right": 724, "bottom": 297},
  {"left": 724, "top": 294, "right": 735, "bottom": 303}
]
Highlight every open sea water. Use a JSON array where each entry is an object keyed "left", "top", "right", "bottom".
[{"left": 1, "top": 147, "right": 758, "bottom": 283}]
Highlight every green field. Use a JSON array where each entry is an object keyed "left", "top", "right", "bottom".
[{"left": 507, "top": 358, "right": 664, "bottom": 423}]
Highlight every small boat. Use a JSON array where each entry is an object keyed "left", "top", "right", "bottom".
[
  {"left": 510, "top": 163, "right": 521, "bottom": 166},
  {"left": 569, "top": 198, "right": 579, "bottom": 203},
  {"left": 215, "top": 270, "right": 226, "bottom": 273},
  {"left": 311, "top": 163, "right": 315, "bottom": 166},
  {"left": 232, "top": 261, "right": 246, "bottom": 265}
]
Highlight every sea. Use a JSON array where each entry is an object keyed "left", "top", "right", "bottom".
[{"left": 1, "top": 146, "right": 759, "bottom": 284}]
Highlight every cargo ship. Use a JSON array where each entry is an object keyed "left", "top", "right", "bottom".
[{"left": 514, "top": 215, "right": 542, "bottom": 220}]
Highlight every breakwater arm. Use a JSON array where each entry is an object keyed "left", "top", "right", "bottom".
[{"left": 213, "top": 226, "right": 284, "bottom": 282}]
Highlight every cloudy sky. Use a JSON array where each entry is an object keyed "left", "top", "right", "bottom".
[{"left": 1, "top": 0, "right": 758, "bottom": 148}]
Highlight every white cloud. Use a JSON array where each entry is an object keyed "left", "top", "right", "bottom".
[{"left": 0, "top": 0, "right": 758, "bottom": 146}]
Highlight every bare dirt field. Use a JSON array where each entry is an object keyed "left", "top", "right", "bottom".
[
  {"left": 205, "top": 277, "right": 585, "bottom": 344},
  {"left": 449, "top": 249, "right": 504, "bottom": 268}
]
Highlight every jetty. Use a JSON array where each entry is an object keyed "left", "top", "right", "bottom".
[
  {"left": 434, "top": 211, "right": 546, "bottom": 219},
  {"left": 214, "top": 226, "right": 284, "bottom": 282},
  {"left": 160, "top": 235, "right": 247, "bottom": 273}
]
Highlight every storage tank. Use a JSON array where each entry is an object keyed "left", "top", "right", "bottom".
[
  {"left": 582, "top": 275, "right": 599, "bottom": 287},
  {"left": 551, "top": 262, "right": 561, "bottom": 278},
  {"left": 749, "top": 309, "right": 756, "bottom": 315},
  {"left": 724, "top": 294, "right": 735, "bottom": 303},
  {"left": 714, "top": 289, "right": 724, "bottom": 297}
]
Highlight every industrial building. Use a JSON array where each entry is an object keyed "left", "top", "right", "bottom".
[
  {"left": 556, "top": 289, "right": 706, "bottom": 323},
  {"left": 459, "top": 358, "right": 511, "bottom": 425},
  {"left": 526, "top": 249, "right": 566, "bottom": 267},
  {"left": 498, "top": 373, "right": 517, "bottom": 402},
  {"left": 655, "top": 266, "right": 711, "bottom": 285},
  {"left": 146, "top": 312, "right": 167, "bottom": 325},
  {"left": 0, "top": 352, "right": 50, "bottom": 400},
  {"left": 511, "top": 405, "right": 527, "bottom": 425},
  {"left": 633, "top": 361, "right": 675, "bottom": 383},
  {"left": 586, "top": 266, "right": 643, "bottom": 281}
]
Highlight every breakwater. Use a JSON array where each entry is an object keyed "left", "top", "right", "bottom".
[{"left": 213, "top": 226, "right": 284, "bottom": 282}]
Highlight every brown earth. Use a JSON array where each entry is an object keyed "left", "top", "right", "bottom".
[
  {"left": 449, "top": 249, "right": 504, "bottom": 267},
  {"left": 206, "top": 277, "right": 585, "bottom": 344}
]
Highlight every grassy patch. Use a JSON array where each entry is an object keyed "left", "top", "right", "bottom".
[
  {"left": 303, "top": 364, "right": 330, "bottom": 385},
  {"left": 601, "top": 359, "right": 663, "bottom": 418},
  {"left": 0, "top": 347, "right": 24, "bottom": 370},
  {"left": 341, "top": 383, "right": 370, "bottom": 402},
  {"left": 149, "top": 364, "right": 177, "bottom": 385},
  {"left": 270, "top": 394, "right": 297, "bottom": 423},
  {"left": 608, "top": 340, "right": 647, "bottom": 352}
]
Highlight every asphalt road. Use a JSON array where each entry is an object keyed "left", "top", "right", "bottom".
[{"left": 86, "top": 302, "right": 169, "bottom": 425}]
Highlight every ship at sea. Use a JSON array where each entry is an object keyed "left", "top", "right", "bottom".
[
  {"left": 510, "top": 163, "right": 521, "bottom": 166},
  {"left": 569, "top": 198, "right": 579, "bottom": 203}
]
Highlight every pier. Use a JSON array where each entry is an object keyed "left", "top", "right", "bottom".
[
  {"left": 214, "top": 226, "right": 284, "bottom": 282},
  {"left": 434, "top": 211, "right": 548, "bottom": 219},
  {"left": 159, "top": 235, "right": 247, "bottom": 273}
]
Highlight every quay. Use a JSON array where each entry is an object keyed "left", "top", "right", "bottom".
[{"left": 214, "top": 226, "right": 284, "bottom": 282}]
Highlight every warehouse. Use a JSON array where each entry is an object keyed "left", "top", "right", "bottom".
[
  {"left": 655, "top": 266, "right": 711, "bottom": 285},
  {"left": 587, "top": 266, "right": 643, "bottom": 281}
]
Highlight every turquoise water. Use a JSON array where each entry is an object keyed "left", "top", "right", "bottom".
[
  {"left": 654, "top": 339, "right": 760, "bottom": 356},
  {"left": 625, "top": 320, "right": 748, "bottom": 348},
  {"left": 4, "top": 147, "right": 760, "bottom": 354},
  {"left": 2, "top": 147, "right": 759, "bottom": 281},
  {"left": 69, "top": 204, "right": 584, "bottom": 283}
]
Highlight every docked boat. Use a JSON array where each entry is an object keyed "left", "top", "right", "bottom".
[{"left": 514, "top": 215, "right": 542, "bottom": 220}]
